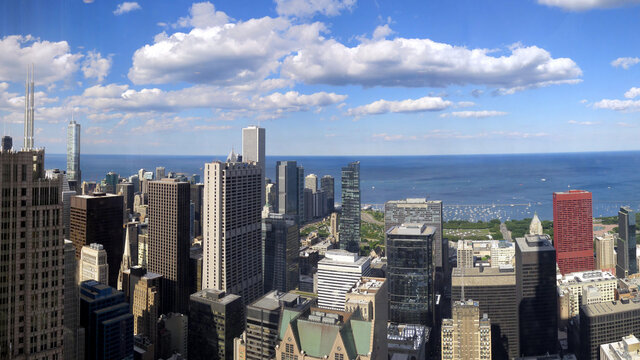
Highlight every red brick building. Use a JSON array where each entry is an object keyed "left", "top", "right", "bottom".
[{"left": 553, "top": 190, "right": 594, "bottom": 274}]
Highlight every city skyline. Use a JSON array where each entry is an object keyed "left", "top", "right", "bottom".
[{"left": 1, "top": 0, "right": 640, "bottom": 156}]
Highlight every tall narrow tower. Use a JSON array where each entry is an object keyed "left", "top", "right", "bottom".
[
  {"left": 24, "top": 64, "right": 35, "bottom": 150},
  {"left": 340, "top": 161, "right": 361, "bottom": 252},
  {"left": 242, "top": 126, "right": 265, "bottom": 206},
  {"left": 67, "top": 115, "right": 81, "bottom": 184}
]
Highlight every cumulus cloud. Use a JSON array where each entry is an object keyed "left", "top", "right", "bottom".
[
  {"left": 537, "top": 0, "right": 640, "bottom": 10},
  {"left": 440, "top": 110, "right": 507, "bottom": 118},
  {"left": 114, "top": 2, "right": 141, "bottom": 15},
  {"left": 372, "top": 24, "right": 393, "bottom": 40},
  {"left": 81, "top": 51, "right": 112, "bottom": 82},
  {"left": 275, "top": 0, "right": 356, "bottom": 17},
  {"left": 173, "top": 2, "right": 229, "bottom": 28},
  {"left": 624, "top": 87, "right": 640, "bottom": 99},
  {"left": 611, "top": 57, "right": 640, "bottom": 69},
  {"left": 0, "top": 35, "right": 82, "bottom": 84},
  {"left": 593, "top": 99, "right": 640, "bottom": 112},
  {"left": 281, "top": 40, "right": 582, "bottom": 92},
  {"left": 347, "top": 96, "right": 452, "bottom": 117}
]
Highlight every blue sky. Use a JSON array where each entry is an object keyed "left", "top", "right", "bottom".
[{"left": 1, "top": 0, "right": 640, "bottom": 155}]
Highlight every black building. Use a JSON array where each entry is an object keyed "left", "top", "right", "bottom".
[
  {"left": 190, "top": 183, "right": 204, "bottom": 238},
  {"left": 320, "top": 175, "right": 335, "bottom": 213},
  {"left": 579, "top": 299, "right": 640, "bottom": 360},
  {"left": 340, "top": 161, "right": 360, "bottom": 252},
  {"left": 262, "top": 213, "right": 299, "bottom": 293},
  {"left": 116, "top": 182, "right": 135, "bottom": 214},
  {"left": 617, "top": 206, "right": 637, "bottom": 278}
]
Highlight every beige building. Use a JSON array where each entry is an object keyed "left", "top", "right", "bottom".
[
  {"left": 601, "top": 334, "right": 640, "bottom": 360},
  {"left": 79, "top": 243, "right": 109, "bottom": 285},
  {"left": 529, "top": 212, "right": 544, "bottom": 235},
  {"left": 557, "top": 270, "right": 616, "bottom": 322},
  {"left": 441, "top": 300, "right": 492, "bottom": 360},
  {"left": 595, "top": 234, "right": 616, "bottom": 275},
  {"left": 456, "top": 240, "right": 514, "bottom": 268},
  {"left": 132, "top": 272, "right": 162, "bottom": 346}
]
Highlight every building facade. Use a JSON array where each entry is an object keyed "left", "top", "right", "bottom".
[
  {"left": 79, "top": 243, "right": 109, "bottom": 285},
  {"left": 595, "top": 234, "right": 616, "bottom": 275},
  {"left": 242, "top": 126, "right": 265, "bottom": 207},
  {"left": 340, "top": 161, "right": 361, "bottom": 252},
  {"left": 617, "top": 206, "right": 637, "bottom": 278},
  {"left": 262, "top": 213, "right": 299, "bottom": 293},
  {"left": 557, "top": 270, "right": 616, "bottom": 321},
  {"left": 67, "top": 118, "right": 81, "bottom": 185},
  {"left": 441, "top": 300, "right": 492, "bottom": 360},
  {"left": 317, "top": 249, "right": 372, "bottom": 310},
  {"left": 132, "top": 272, "right": 162, "bottom": 346},
  {"left": 553, "top": 190, "right": 594, "bottom": 274},
  {"left": 580, "top": 300, "right": 640, "bottom": 360},
  {"left": 275, "top": 160, "right": 304, "bottom": 222},
  {"left": 321, "top": 175, "right": 335, "bottom": 213}
]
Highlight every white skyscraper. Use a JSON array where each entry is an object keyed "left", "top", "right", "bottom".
[
  {"left": 202, "top": 154, "right": 263, "bottom": 305},
  {"left": 316, "top": 249, "right": 371, "bottom": 310},
  {"left": 67, "top": 117, "right": 81, "bottom": 184},
  {"left": 242, "top": 126, "right": 265, "bottom": 206},
  {"left": 79, "top": 243, "right": 109, "bottom": 285}
]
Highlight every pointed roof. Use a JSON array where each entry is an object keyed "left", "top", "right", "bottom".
[
  {"left": 227, "top": 147, "right": 238, "bottom": 163},
  {"left": 529, "top": 212, "right": 544, "bottom": 236}
]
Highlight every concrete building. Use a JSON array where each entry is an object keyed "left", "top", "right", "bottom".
[
  {"left": 155, "top": 166, "right": 165, "bottom": 180},
  {"left": 556, "top": 270, "right": 616, "bottom": 321},
  {"left": 456, "top": 240, "right": 515, "bottom": 268},
  {"left": 317, "top": 249, "right": 372, "bottom": 310},
  {"left": 441, "top": 300, "right": 492, "bottom": 360},
  {"left": 516, "top": 234, "right": 558, "bottom": 356},
  {"left": 132, "top": 272, "right": 162, "bottom": 345},
  {"left": 386, "top": 224, "right": 435, "bottom": 325},
  {"left": 148, "top": 178, "right": 191, "bottom": 314},
  {"left": 600, "top": 334, "right": 640, "bottom": 360},
  {"left": 79, "top": 243, "right": 109, "bottom": 285},
  {"left": 340, "top": 161, "right": 361, "bottom": 252},
  {"left": 321, "top": 175, "right": 335, "bottom": 213},
  {"left": 305, "top": 173, "right": 318, "bottom": 193},
  {"left": 553, "top": 190, "right": 594, "bottom": 274},
  {"left": 242, "top": 291, "right": 315, "bottom": 360},
  {"left": 70, "top": 192, "right": 124, "bottom": 288},
  {"left": 203, "top": 157, "right": 263, "bottom": 306},
  {"left": 529, "top": 212, "right": 544, "bottom": 235},
  {"left": 579, "top": 299, "right": 640, "bottom": 360},
  {"left": 275, "top": 160, "right": 305, "bottom": 223},
  {"left": 262, "top": 213, "right": 299, "bottom": 292},
  {"left": 157, "top": 313, "right": 189, "bottom": 359},
  {"left": 189, "top": 289, "right": 243, "bottom": 360},
  {"left": 595, "top": 233, "right": 616, "bottom": 275},
  {"left": 618, "top": 206, "right": 637, "bottom": 278},
  {"left": 387, "top": 324, "right": 429, "bottom": 360},
  {"left": 451, "top": 266, "right": 518, "bottom": 359},
  {"left": 331, "top": 212, "right": 340, "bottom": 238},
  {"left": 79, "top": 280, "right": 134, "bottom": 360},
  {"left": 64, "top": 240, "right": 79, "bottom": 360},
  {"left": 67, "top": 117, "right": 81, "bottom": 185},
  {"left": 242, "top": 126, "right": 265, "bottom": 206}
]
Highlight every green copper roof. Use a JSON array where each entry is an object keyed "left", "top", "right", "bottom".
[
  {"left": 279, "top": 309, "right": 302, "bottom": 340},
  {"left": 297, "top": 320, "right": 340, "bottom": 358},
  {"left": 349, "top": 320, "right": 372, "bottom": 355}
]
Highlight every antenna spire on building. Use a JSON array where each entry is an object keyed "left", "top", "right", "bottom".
[{"left": 23, "top": 64, "right": 35, "bottom": 150}]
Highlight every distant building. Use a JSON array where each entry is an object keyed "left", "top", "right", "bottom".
[
  {"left": 600, "top": 334, "right": 640, "bottom": 360},
  {"left": 387, "top": 323, "right": 429, "bottom": 360},
  {"left": 386, "top": 224, "right": 435, "bottom": 326},
  {"left": 275, "top": 160, "right": 305, "bottom": 222},
  {"left": 618, "top": 206, "right": 637, "bottom": 278},
  {"left": 529, "top": 212, "right": 544, "bottom": 235},
  {"left": 79, "top": 280, "right": 134, "bottom": 360},
  {"left": 305, "top": 173, "right": 318, "bottom": 192},
  {"left": 595, "top": 234, "right": 616, "bottom": 275},
  {"left": 330, "top": 212, "right": 340, "bottom": 238},
  {"left": 557, "top": 270, "right": 616, "bottom": 322},
  {"left": 340, "top": 161, "right": 361, "bottom": 252},
  {"left": 321, "top": 175, "right": 335, "bottom": 213},
  {"left": 262, "top": 213, "right": 299, "bottom": 292},
  {"left": 456, "top": 240, "right": 515, "bottom": 269},
  {"left": 104, "top": 171, "right": 119, "bottom": 193},
  {"left": 157, "top": 313, "right": 189, "bottom": 359},
  {"left": 132, "top": 272, "right": 162, "bottom": 345},
  {"left": 81, "top": 180, "right": 97, "bottom": 195},
  {"left": 242, "top": 126, "right": 265, "bottom": 206},
  {"left": 189, "top": 289, "right": 243, "bottom": 360},
  {"left": 117, "top": 182, "right": 135, "bottom": 214},
  {"left": 451, "top": 266, "right": 518, "bottom": 359},
  {"left": 79, "top": 243, "right": 109, "bottom": 285},
  {"left": 67, "top": 117, "right": 81, "bottom": 184},
  {"left": 553, "top": 190, "right": 594, "bottom": 274},
  {"left": 70, "top": 192, "right": 124, "bottom": 288},
  {"left": 441, "top": 299, "right": 492, "bottom": 360},
  {"left": 64, "top": 240, "right": 80, "bottom": 360},
  {"left": 190, "top": 183, "right": 204, "bottom": 238},
  {"left": 317, "top": 249, "right": 371, "bottom": 310},
  {"left": 579, "top": 299, "right": 640, "bottom": 360},
  {"left": 190, "top": 244, "right": 203, "bottom": 295},
  {"left": 155, "top": 166, "right": 165, "bottom": 180},
  {"left": 516, "top": 234, "right": 558, "bottom": 356}
]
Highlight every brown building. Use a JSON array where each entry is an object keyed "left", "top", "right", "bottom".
[
  {"left": 132, "top": 272, "right": 162, "bottom": 345},
  {"left": 70, "top": 192, "right": 124, "bottom": 288},
  {"left": 148, "top": 178, "right": 191, "bottom": 314},
  {"left": 0, "top": 148, "right": 65, "bottom": 358},
  {"left": 441, "top": 299, "right": 492, "bottom": 360}
]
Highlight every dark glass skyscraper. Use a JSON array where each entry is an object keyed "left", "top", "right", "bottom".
[
  {"left": 386, "top": 224, "right": 434, "bottom": 325},
  {"left": 340, "top": 161, "right": 360, "bottom": 252},
  {"left": 617, "top": 206, "right": 637, "bottom": 277},
  {"left": 321, "top": 175, "right": 335, "bottom": 212},
  {"left": 275, "top": 160, "right": 304, "bottom": 222},
  {"left": 262, "top": 213, "right": 299, "bottom": 292}
]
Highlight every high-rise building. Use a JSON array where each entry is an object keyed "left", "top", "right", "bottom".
[
  {"left": 595, "top": 234, "right": 616, "bottom": 275},
  {"left": 303, "top": 187, "right": 313, "bottom": 221},
  {"left": 275, "top": 160, "right": 304, "bottom": 222},
  {"left": 79, "top": 243, "right": 109, "bottom": 285},
  {"left": 600, "top": 334, "right": 640, "bottom": 360},
  {"left": 64, "top": 240, "right": 79, "bottom": 360},
  {"left": 1, "top": 135, "right": 12, "bottom": 151},
  {"left": 79, "top": 280, "right": 134, "bottom": 360},
  {"left": 67, "top": 117, "right": 81, "bottom": 185},
  {"left": 104, "top": 171, "right": 119, "bottom": 193},
  {"left": 203, "top": 158, "right": 263, "bottom": 305},
  {"left": 451, "top": 266, "right": 519, "bottom": 359},
  {"left": 155, "top": 166, "right": 165, "bottom": 180},
  {"left": 132, "top": 272, "right": 162, "bottom": 345},
  {"left": 557, "top": 270, "right": 616, "bottom": 324},
  {"left": 70, "top": 192, "right": 124, "bottom": 288},
  {"left": 321, "top": 175, "right": 335, "bottom": 212},
  {"left": 441, "top": 300, "right": 492, "bottom": 360},
  {"left": 242, "top": 291, "right": 315, "bottom": 360},
  {"left": 384, "top": 198, "right": 444, "bottom": 267},
  {"left": 386, "top": 224, "right": 435, "bottom": 326},
  {"left": 190, "top": 183, "right": 204, "bottom": 238},
  {"left": 157, "top": 313, "right": 189, "bottom": 359},
  {"left": 189, "top": 289, "right": 243, "bottom": 360},
  {"left": 262, "top": 213, "right": 299, "bottom": 293},
  {"left": 553, "top": 190, "right": 594, "bottom": 274},
  {"left": 330, "top": 212, "right": 339, "bottom": 238},
  {"left": 579, "top": 300, "right": 640, "bottom": 360},
  {"left": 117, "top": 182, "right": 135, "bottom": 214},
  {"left": 148, "top": 178, "right": 191, "bottom": 314},
  {"left": 618, "top": 206, "right": 637, "bottom": 278},
  {"left": 529, "top": 212, "right": 544, "bottom": 235},
  {"left": 340, "top": 161, "right": 360, "bottom": 252},
  {"left": 387, "top": 324, "right": 429, "bottom": 360},
  {"left": 242, "top": 126, "right": 265, "bottom": 206},
  {"left": 316, "top": 249, "right": 371, "bottom": 310},
  {"left": 304, "top": 173, "right": 318, "bottom": 192},
  {"left": 516, "top": 234, "right": 558, "bottom": 356}
]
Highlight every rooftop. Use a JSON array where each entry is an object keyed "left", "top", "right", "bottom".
[
  {"left": 582, "top": 299, "right": 640, "bottom": 317},
  {"left": 250, "top": 290, "right": 310, "bottom": 311},
  {"left": 515, "top": 234, "right": 554, "bottom": 252},
  {"left": 387, "top": 323, "right": 429, "bottom": 351},
  {"left": 320, "top": 249, "right": 369, "bottom": 265},
  {"left": 349, "top": 277, "right": 386, "bottom": 295},
  {"left": 387, "top": 223, "right": 436, "bottom": 236},
  {"left": 557, "top": 269, "right": 616, "bottom": 286},
  {"left": 451, "top": 266, "right": 516, "bottom": 286},
  {"left": 75, "top": 192, "right": 121, "bottom": 199},
  {"left": 191, "top": 289, "right": 240, "bottom": 305}
]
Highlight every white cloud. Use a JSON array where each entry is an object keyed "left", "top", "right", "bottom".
[
  {"left": 81, "top": 51, "right": 112, "bottom": 82},
  {"left": 173, "top": 2, "right": 230, "bottom": 29},
  {"left": 611, "top": 57, "right": 640, "bottom": 69},
  {"left": 567, "top": 120, "right": 600, "bottom": 125},
  {"left": 275, "top": 0, "right": 356, "bottom": 17},
  {"left": 440, "top": 110, "right": 507, "bottom": 118},
  {"left": 593, "top": 99, "right": 640, "bottom": 111},
  {"left": 624, "top": 87, "right": 640, "bottom": 99},
  {"left": 347, "top": 96, "right": 452, "bottom": 117},
  {"left": 617, "top": 122, "right": 635, "bottom": 127},
  {"left": 538, "top": 0, "right": 640, "bottom": 10},
  {"left": 456, "top": 101, "right": 476, "bottom": 108},
  {"left": 372, "top": 133, "right": 417, "bottom": 141},
  {"left": 193, "top": 124, "right": 232, "bottom": 131},
  {"left": 281, "top": 40, "right": 582, "bottom": 92},
  {"left": 0, "top": 35, "right": 82, "bottom": 84},
  {"left": 114, "top": 2, "right": 141, "bottom": 15},
  {"left": 372, "top": 24, "right": 393, "bottom": 40}
]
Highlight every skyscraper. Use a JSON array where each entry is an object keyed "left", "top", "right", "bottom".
[
  {"left": 316, "top": 249, "right": 371, "bottom": 310},
  {"left": 190, "top": 183, "right": 204, "bottom": 238},
  {"left": 242, "top": 126, "right": 265, "bottom": 206},
  {"left": 155, "top": 166, "right": 165, "bottom": 180},
  {"left": 67, "top": 117, "right": 81, "bottom": 185},
  {"left": 132, "top": 272, "right": 162, "bottom": 346},
  {"left": 104, "top": 171, "right": 119, "bottom": 193},
  {"left": 79, "top": 243, "right": 109, "bottom": 285},
  {"left": 203, "top": 158, "right": 263, "bottom": 305},
  {"left": 275, "top": 160, "right": 304, "bottom": 222},
  {"left": 441, "top": 300, "right": 492, "bottom": 360},
  {"left": 116, "top": 182, "right": 134, "bottom": 214},
  {"left": 553, "top": 190, "right": 594, "bottom": 274},
  {"left": 262, "top": 213, "right": 299, "bottom": 292},
  {"left": 516, "top": 234, "right": 558, "bottom": 356},
  {"left": 70, "top": 192, "right": 124, "bottom": 288},
  {"left": 386, "top": 224, "right": 435, "bottom": 326},
  {"left": 595, "top": 234, "right": 616, "bottom": 275},
  {"left": 321, "top": 175, "right": 335, "bottom": 212},
  {"left": 340, "top": 161, "right": 360, "bottom": 252},
  {"left": 579, "top": 300, "right": 640, "bottom": 360},
  {"left": 617, "top": 206, "right": 637, "bottom": 277},
  {"left": 148, "top": 178, "right": 191, "bottom": 314},
  {"left": 304, "top": 173, "right": 318, "bottom": 192},
  {"left": 64, "top": 240, "right": 80, "bottom": 360}
]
